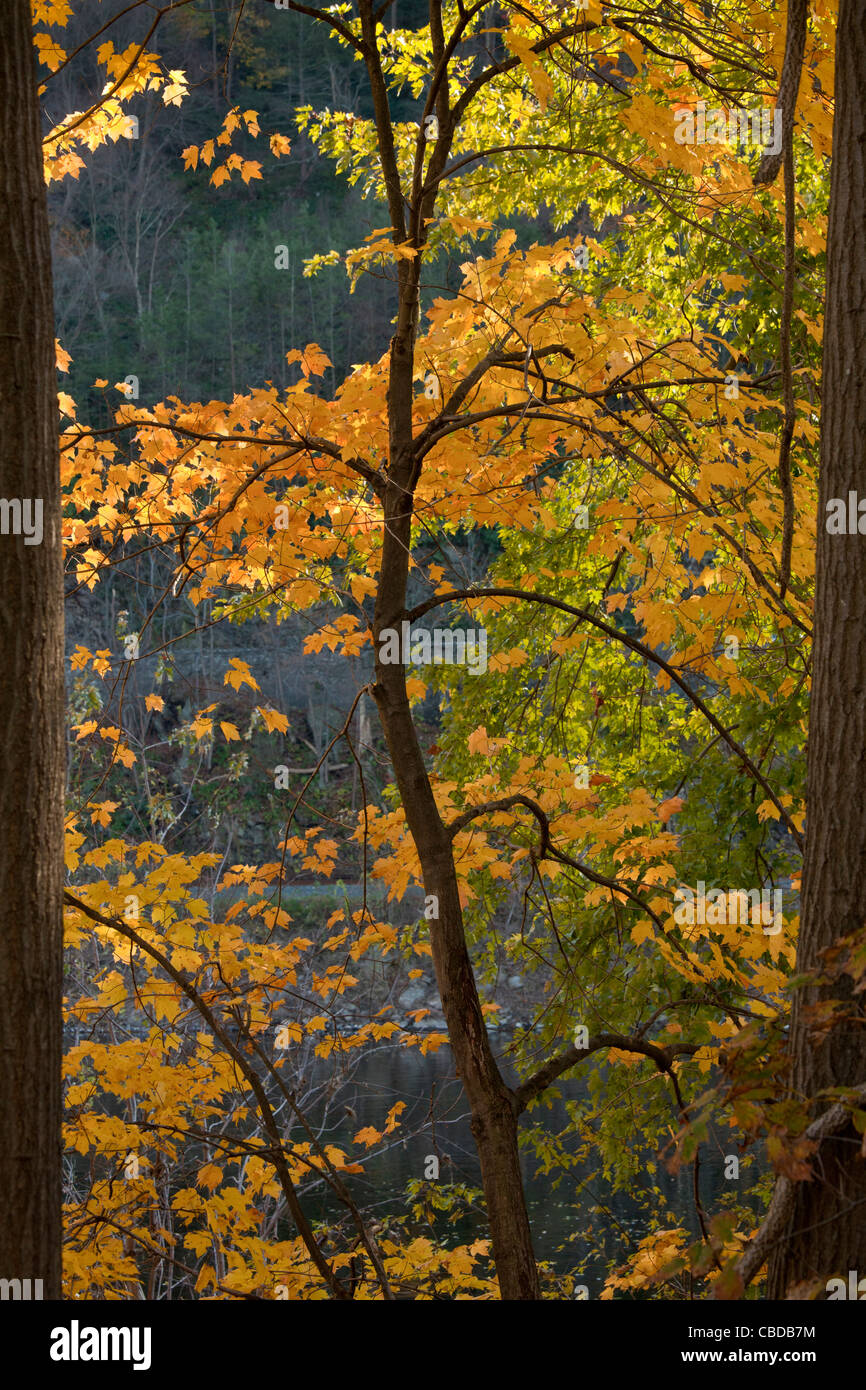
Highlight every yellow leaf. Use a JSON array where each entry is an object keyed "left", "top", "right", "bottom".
[
  {"left": 384, "top": 1102, "right": 406, "bottom": 1133},
  {"left": 300, "top": 344, "right": 331, "bottom": 378},
  {"left": 34, "top": 33, "right": 66, "bottom": 70},
  {"left": 257, "top": 706, "right": 289, "bottom": 734},
  {"left": 467, "top": 725, "right": 491, "bottom": 756},
  {"left": 503, "top": 30, "right": 553, "bottom": 110},
  {"left": 224, "top": 659, "right": 260, "bottom": 692}
]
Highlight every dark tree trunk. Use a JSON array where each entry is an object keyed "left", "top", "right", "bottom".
[
  {"left": 372, "top": 522, "right": 541, "bottom": 1300},
  {"left": 767, "top": 0, "right": 866, "bottom": 1297},
  {"left": 0, "top": 1, "right": 64, "bottom": 1298},
  {"left": 360, "top": 0, "right": 540, "bottom": 1299}
]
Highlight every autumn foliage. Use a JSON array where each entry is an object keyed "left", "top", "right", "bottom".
[{"left": 35, "top": 0, "right": 854, "bottom": 1299}]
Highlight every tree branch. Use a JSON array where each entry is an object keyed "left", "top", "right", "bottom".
[
  {"left": 62, "top": 891, "right": 352, "bottom": 1300},
  {"left": 753, "top": 0, "right": 809, "bottom": 187},
  {"left": 413, "top": 587, "right": 804, "bottom": 849},
  {"left": 724, "top": 1082, "right": 866, "bottom": 1293},
  {"left": 514, "top": 1033, "right": 700, "bottom": 1114}
]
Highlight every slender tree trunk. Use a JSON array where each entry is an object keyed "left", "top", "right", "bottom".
[
  {"left": 0, "top": 0, "right": 64, "bottom": 1299},
  {"left": 372, "top": 254, "right": 540, "bottom": 1293},
  {"left": 767, "top": 0, "right": 866, "bottom": 1297},
  {"left": 360, "top": 0, "right": 539, "bottom": 1299},
  {"left": 372, "top": 557, "right": 540, "bottom": 1299}
]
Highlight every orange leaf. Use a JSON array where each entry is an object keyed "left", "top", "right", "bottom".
[
  {"left": 658, "top": 796, "right": 684, "bottom": 825},
  {"left": 352, "top": 1126, "right": 382, "bottom": 1148},
  {"left": 257, "top": 707, "right": 289, "bottom": 734}
]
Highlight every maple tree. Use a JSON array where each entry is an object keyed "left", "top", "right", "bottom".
[{"left": 9, "top": 0, "right": 862, "bottom": 1301}]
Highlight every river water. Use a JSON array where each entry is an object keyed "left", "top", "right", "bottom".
[{"left": 301, "top": 1035, "right": 756, "bottom": 1294}]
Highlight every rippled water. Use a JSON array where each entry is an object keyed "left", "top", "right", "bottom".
[{"left": 301, "top": 1036, "right": 757, "bottom": 1292}]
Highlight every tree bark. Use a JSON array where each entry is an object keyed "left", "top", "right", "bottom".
[
  {"left": 766, "top": 0, "right": 866, "bottom": 1297},
  {"left": 0, "top": 1, "right": 64, "bottom": 1299},
  {"left": 369, "top": 225, "right": 540, "bottom": 1301},
  {"left": 372, "top": 514, "right": 541, "bottom": 1299},
  {"left": 359, "top": 0, "right": 540, "bottom": 1299}
]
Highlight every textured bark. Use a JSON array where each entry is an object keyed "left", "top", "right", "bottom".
[
  {"left": 372, "top": 544, "right": 540, "bottom": 1300},
  {"left": 371, "top": 373, "right": 539, "bottom": 1297},
  {"left": 766, "top": 0, "right": 866, "bottom": 1298},
  {"left": 362, "top": 0, "right": 540, "bottom": 1300},
  {"left": 0, "top": 3, "right": 64, "bottom": 1298}
]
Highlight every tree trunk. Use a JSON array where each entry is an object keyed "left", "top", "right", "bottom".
[
  {"left": 372, "top": 527, "right": 540, "bottom": 1299},
  {"left": 371, "top": 254, "right": 539, "bottom": 1295},
  {"left": 358, "top": 0, "right": 539, "bottom": 1299},
  {"left": 767, "top": 0, "right": 866, "bottom": 1297},
  {"left": 0, "top": 1, "right": 64, "bottom": 1299}
]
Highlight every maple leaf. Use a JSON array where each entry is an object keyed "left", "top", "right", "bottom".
[
  {"left": 33, "top": 1, "right": 73, "bottom": 22},
  {"left": 196, "top": 1163, "right": 223, "bottom": 1191},
  {"left": 658, "top": 796, "right": 685, "bottom": 825},
  {"left": 224, "top": 659, "right": 260, "bottom": 693},
  {"left": 257, "top": 707, "right": 289, "bottom": 733},
  {"left": 162, "top": 70, "right": 188, "bottom": 106},
  {"left": 300, "top": 344, "right": 332, "bottom": 378},
  {"left": 467, "top": 726, "right": 491, "bottom": 755},
  {"left": 33, "top": 32, "right": 66, "bottom": 69},
  {"left": 269, "top": 133, "right": 292, "bottom": 158},
  {"left": 503, "top": 28, "right": 553, "bottom": 110},
  {"left": 352, "top": 1126, "right": 382, "bottom": 1148},
  {"left": 384, "top": 1102, "right": 406, "bottom": 1133}
]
